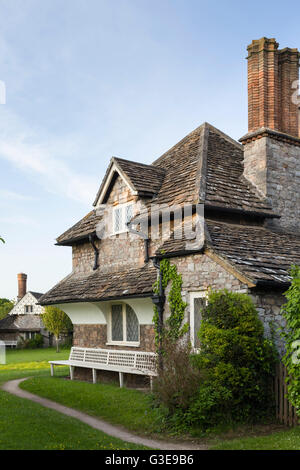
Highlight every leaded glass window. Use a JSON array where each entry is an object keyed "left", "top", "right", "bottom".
[
  {"left": 114, "top": 208, "right": 122, "bottom": 234},
  {"left": 111, "top": 305, "right": 123, "bottom": 341},
  {"left": 125, "top": 204, "right": 133, "bottom": 226},
  {"left": 112, "top": 204, "right": 134, "bottom": 234},
  {"left": 126, "top": 305, "right": 139, "bottom": 342},
  {"left": 110, "top": 304, "right": 139, "bottom": 343}
]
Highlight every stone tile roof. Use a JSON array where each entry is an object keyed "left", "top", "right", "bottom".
[
  {"left": 206, "top": 220, "right": 300, "bottom": 285},
  {"left": 113, "top": 158, "right": 166, "bottom": 196},
  {"left": 156, "top": 219, "right": 300, "bottom": 286},
  {"left": 29, "top": 292, "right": 44, "bottom": 300},
  {"left": 57, "top": 123, "right": 275, "bottom": 245},
  {"left": 39, "top": 264, "right": 157, "bottom": 305},
  {"left": 0, "top": 314, "right": 44, "bottom": 331},
  {"left": 204, "top": 128, "right": 274, "bottom": 214},
  {"left": 93, "top": 157, "right": 166, "bottom": 206},
  {"left": 57, "top": 210, "right": 103, "bottom": 245}
]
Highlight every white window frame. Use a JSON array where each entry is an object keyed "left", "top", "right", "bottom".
[
  {"left": 112, "top": 202, "right": 134, "bottom": 235},
  {"left": 189, "top": 292, "right": 208, "bottom": 351},
  {"left": 107, "top": 302, "right": 140, "bottom": 347},
  {"left": 24, "top": 305, "right": 33, "bottom": 313}
]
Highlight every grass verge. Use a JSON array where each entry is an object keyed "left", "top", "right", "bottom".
[{"left": 0, "top": 348, "right": 150, "bottom": 450}]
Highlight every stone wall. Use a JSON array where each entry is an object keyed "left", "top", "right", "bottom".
[
  {"left": 165, "top": 253, "right": 248, "bottom": 327},
  {"left": 250, "top": 290, "right": 286, "bottom": 354},
  {"left": 243, "top": 135, "right": 300, "bottom": 231},
  {"left": 72, "top": 174, "right": 146, "bottom": 273},
  {"left": 73, "top": 324, "right": 156, "bottom": 352}
]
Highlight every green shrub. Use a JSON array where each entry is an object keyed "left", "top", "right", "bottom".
[
  {"left": 153, "top": 337, "right": 205, "bottom": 417},
  {"left": 189, "top": 290, "right": 278, "bottom": 428},
  {"left": 281, "top": 265, "right": 300, "bottom": 416},
  {"left": 18, "top": 334, "right": 44, "bottom": 349}
]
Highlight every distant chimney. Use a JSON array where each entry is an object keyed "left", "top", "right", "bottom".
[
  {"left": 247, "top": 37, "right": 300, "bottom": 137},
  {"left": 17, "top": 273, "right": 27, "bottom": 301},
  {"left": 240, "top": 38, "right": 300, "bottom": 232}
]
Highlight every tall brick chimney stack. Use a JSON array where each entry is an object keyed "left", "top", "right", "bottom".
[
  {"left": 17, "top": 273, "right": 27, "bottom": 301},
  {"left": 240, "top": 37, "right": 300, "bottom": 232},
  {"left": 247, "top": 37, "right": 300, "bottom": 137}
]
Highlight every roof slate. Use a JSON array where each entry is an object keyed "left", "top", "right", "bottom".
[
  {"left": 0, "top": 314, "right": 43, "bottom": 331},
  {"left": 113, "top": 158, "right": 166, "bottom": 196},
  {"left": 206, "top": 220, "right": 300, "bottom": 285},
  {"left": 39, "top": 264, "right": 157, "bottom": 305},
  {"left": 56, "top": 210, "right": 103, "bottom": 245},
  {"left": 57, "top": 123, "right": 275, "bottom": 245}
]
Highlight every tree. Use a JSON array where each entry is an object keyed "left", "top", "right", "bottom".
[
  {"left": 0, "top": 298, "right": 14, "bottom": 320},
  {"left": 42, "top": 306, "right": 72, "bottom": 352}
]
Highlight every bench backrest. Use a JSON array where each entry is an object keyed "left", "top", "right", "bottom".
[{"left": 69, "top": 347, "right": 156, "bottom": 372}]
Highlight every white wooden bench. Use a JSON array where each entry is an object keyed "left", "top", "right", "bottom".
[
  {"left": 49, "top": 347, "right": 157, "bottom": 389},
  {"left": 3, "top": 341, "right": 17, "bottom": 348}
]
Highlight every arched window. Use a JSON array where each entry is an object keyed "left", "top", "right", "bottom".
[{"left": 110, "top": 303, "right": 139, "bottom": 344}]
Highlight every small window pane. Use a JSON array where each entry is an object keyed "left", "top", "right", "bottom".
[
  {"left": 194, "top": 297, "right": 204, "bottom": 348},
  {"left": 114, "top": 208, "right": 122, "bottom": 233},
  {"left": 125, "top": 205, "right": 133, "bottom": 226},
  {"left": 111, "top": 305, "right": 123, "bottom": 341},
  {"left": 126, "top": 305, "right": 139, "bottom": 342}
]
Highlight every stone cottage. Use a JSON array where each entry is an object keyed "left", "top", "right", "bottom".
[
  {"left": 0, "top": 273, "right": 51, "bottom": 346},
  {"left": 39, "top": 37, "right": 300, "bottom": 384}
]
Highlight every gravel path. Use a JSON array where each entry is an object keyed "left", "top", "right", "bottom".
[{"left": 2, "top": 378, "right": 208, "bottom": 451}]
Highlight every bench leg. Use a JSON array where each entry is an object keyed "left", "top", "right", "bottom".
[
  {"left": 119, "top": 372, "right": 124, "bottom": 388},
  {"left": 50, "top": 364, "right": 54, "bottom": 377},
  {"left": 150, "top": 376, "right": 153, "bottom": 391},
  {"left": 70, "top": 366, "right": 74, "bottom": 381},
  {"left": 92, "top": 368, "right": 97, "bottom": 384}
]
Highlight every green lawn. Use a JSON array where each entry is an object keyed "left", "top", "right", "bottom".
[
  {"left": 0, "top": 348, "right": 149, "bottom": 450},
  {"left": 2, "top": 348, "right": 300, "bottom": 450},
  {"left": 211, "top": 426, "right": 300, "bottom": 450},
  {"left": 5, "top": 346, "right": 70, "bottom": 364},
  {"left": 21, "top": 376, "right": 165, "bottom": 437}
]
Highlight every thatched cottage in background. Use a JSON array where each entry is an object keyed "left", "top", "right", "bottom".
[{"left": 40, "top": 37, "right": 300, "bottom": 385}]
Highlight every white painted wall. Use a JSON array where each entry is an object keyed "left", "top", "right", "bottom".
[
  {"left": 10, "top": 292, "right": 44, "bottom": 316},
  {"left": 55, "top": 297, "right": 154, "bottom": 325}
]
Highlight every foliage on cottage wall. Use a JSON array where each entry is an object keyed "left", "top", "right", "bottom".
[
  {"left": 153, "top": 258, "right": 188, "bottom": 347},
  {"left": 153, "top": 288, "right": 278, "bottom": 432},
  {"left": 281, "top": 265, "right": 300, "bottom": 416}
]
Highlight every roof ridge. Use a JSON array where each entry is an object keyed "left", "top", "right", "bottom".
[
  {"left": 152, "top": 123, "right": 206, "bottom": 166},
  {"left": 205, "top": 123, "right": 243, "bottom": 150},
  {"left": 113, "top": 156, "right": 165, "bottom": 172}
]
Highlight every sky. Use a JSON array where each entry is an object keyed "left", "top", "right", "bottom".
[{"left": 0, "top": 0, "right": 300, "bottom": 300}]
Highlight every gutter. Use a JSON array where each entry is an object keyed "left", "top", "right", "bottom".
[
  {"left": 254, "top": 279, "right": 291, "bottom": 291},
  {"left": 38, "top": 291, "right": 153, "bottom": 307}
]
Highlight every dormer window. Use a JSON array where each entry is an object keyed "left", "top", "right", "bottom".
[
  {"left": 24, "top": 305, "right": 33, "bottom": 313},
  {"left": 112, "top": 203, "right": 134, "bottom": 235}
]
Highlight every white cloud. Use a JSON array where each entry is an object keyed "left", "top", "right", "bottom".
[
  {"left": 0, "top": 189, "right": 36, "bottom": 201},
  {"left": 0, "top": 215, "right": 39, "bottom": 226},
  {"left": 0, "top": 109, "right": 98, "bottom": 204}
]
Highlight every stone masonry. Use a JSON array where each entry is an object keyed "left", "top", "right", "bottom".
[{"left": 243, "top": 133, "right": 300, "bottom": 231}]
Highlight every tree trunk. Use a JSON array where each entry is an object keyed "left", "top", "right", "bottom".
[{"left": 56, "top": 335, "right": 59, "bottom": 353}]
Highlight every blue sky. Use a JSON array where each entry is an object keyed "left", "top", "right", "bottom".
[{"left": 0, "top": 0, "right": 299, "bottom": 299}]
